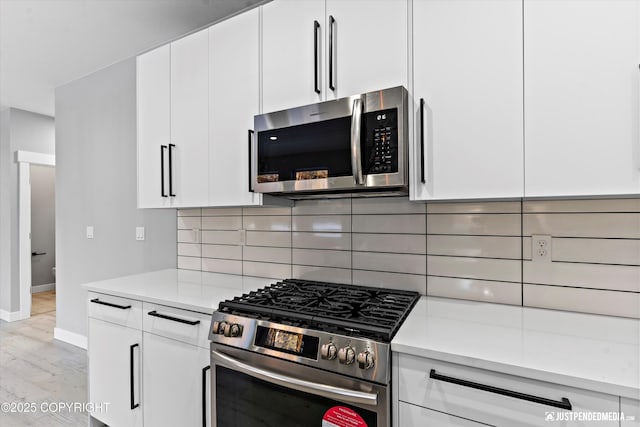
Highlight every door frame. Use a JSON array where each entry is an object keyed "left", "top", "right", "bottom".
[{"left": 16, "top": 150, "right": 55, "bottom": 320}]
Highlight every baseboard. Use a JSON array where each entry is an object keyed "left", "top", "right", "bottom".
[
  {"left": 54, "top": 327, "right": 88, "bottom": 350},
  {"left": 0, "top": 309, "right": 22, "bottom": 322},
  {"left": 32, "top": 283, "right": 56, "bottom": 293}
]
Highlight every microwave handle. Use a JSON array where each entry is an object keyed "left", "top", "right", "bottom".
[
  {"left": 248, "top": 129, "right": 255, "bottom": 193},
  {"left": 350, "top": 97, "right": 364, "bottom": 185},
  {"left": 211, "top": 350, "right": 378, "bottom": 407}
]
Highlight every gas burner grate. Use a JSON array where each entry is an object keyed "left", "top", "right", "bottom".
[{"left": 218, "top": 279, "right": 420, "bottom": 341}]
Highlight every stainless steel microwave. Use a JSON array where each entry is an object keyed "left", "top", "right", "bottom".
[{"left": 252, "top": 86, "right": 408, "bottom": 198}]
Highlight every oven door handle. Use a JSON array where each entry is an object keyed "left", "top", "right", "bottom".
[
  {"left": 350, "top": 97, "right": 364, "bottom": 186},
  {"left": 211, "top": 350, "right": 378, "bottom": 406}
]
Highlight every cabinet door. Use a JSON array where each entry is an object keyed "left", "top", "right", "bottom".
[
  {"left": 412, "top": 0, "right": 524, "bottom": 200},
  {"left": 399, "top": 402, "right": 487, "bottom": 427},
  {"left": 143, "top": 333, "right": 211, "bottom": 427},
  {"left": 137, "top": 45, "right": 171, "bottom": 208},
  {"left": 170, "top": 28, "right": 210, "bottom": 207},
  {"left": 622, "top": 398, "right": 640, "bottom": 426},
  {"left": 88, "top": 318, "right": 142, "bottom": 427},
  {"left": 325, "top": 0, "right": 408, "bottom": 99},
  {"left": 209, "top": 8, "right": 261, "bottom": 206},
  {"left": 524, "top": 0, "right": 640, "bottom": 197},
  {"left": 262, "top": 0, "right": 325, "bottom": 112}
]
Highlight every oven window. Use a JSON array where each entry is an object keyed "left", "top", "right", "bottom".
[
  {"left": 215, "top": 366, "right": 378, "bottom": 427},
  {"left": 257, "top": 117, "right": 352, "bottom": 183}
]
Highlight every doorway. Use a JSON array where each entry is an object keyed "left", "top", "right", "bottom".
[
  {"left": 17, "top": 150, "right": 55, "bottom": 320},
  {"left": 29, "top": 164, "right": 56, "bottom": 316}
]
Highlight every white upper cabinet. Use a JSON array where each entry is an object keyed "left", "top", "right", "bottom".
[
  {"left": 262, "top": 0, "right": 408, "bottom": 113},
  {"left": 524, "top": 0, "right": 640, "bottom": 197},
  {"left": 137, "top": 28, "right": 209, "bottom": 209},
  {"left": 137, "top": 45, "right": 171, "bottom": 209},
  {"left": 411, "top": 0, "right": 524, "bottom": 200},
  {"left": 262, "top": 0, "right": 325, "bottom": 112},
  {"left": 324, "top": 0, "right": 408, "bottom": 100},
  {"left": 170, "top": 28, "right": 210, "bottom": 207},
  {"left": 209, "top": 8, "right": 263, "bottom": 206}
]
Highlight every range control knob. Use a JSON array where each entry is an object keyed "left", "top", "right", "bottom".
[
  {"left": 357, "top": 351, "right": 375, "bottom": 370},
  {"left": 213, "top": 321, "right": 228, "bottom": 335},
  {"left": 338, "top": 346, "right": 356, "bottom": 365},
  {"left": 320, "top": 343, "right": 337, "bottom": 360},
  {"left": 223, "top": 323, "right": 243, "bottom": 338}
]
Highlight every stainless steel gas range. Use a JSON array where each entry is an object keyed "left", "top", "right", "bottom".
[{"left": 208, "top": 279, "right": 419, "bottom": 427}]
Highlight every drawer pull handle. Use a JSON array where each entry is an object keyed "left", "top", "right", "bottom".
[
  {"left": 90, "top": 298, "right": 132, "bottom": 310},
  {"left": 147, "top": 310, "right": 200, "bottom": 326},
  {"left": 429, "top": 369, "right": 572, "bottom": 411}
]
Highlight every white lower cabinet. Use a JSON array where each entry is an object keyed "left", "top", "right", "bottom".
[
  {"left": 622, "top": 399, "right": 640, "bottom": 426},
  {"left": 142, "top": 302, "right": 212, "bottom": 427},
  {"left": 396, "top": 353, "right": 620, "bottom": 427},
  {"left": 88, "top": 318, "right": 143, "bottom": 427},
  {"left": 143, "top": 333, "right": 210, "bottom": 427},
  {"left": 399, "top": 402, "right": 486, "bottom": 426},
  {"left": 88, "top": 295, "right": 212, "bottom": 427}
]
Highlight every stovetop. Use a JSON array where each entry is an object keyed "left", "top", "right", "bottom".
[{"left": 217, "top": 278, "right": 420, "bottom": 342}]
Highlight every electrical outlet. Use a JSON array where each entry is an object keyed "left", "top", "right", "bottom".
[
  {"left": 136, "top": 227, "right": 145, "bottom": 241},
  {"left": 532, "top": 235, "right": 551, "bottom": 262},
  {"left": 86, "top": 226, "right": 94, "bottom": 239}
]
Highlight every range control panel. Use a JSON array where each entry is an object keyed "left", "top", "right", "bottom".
[
  {"left": 209, "top": 312, "right": 390, "bottom": 384},
  {"left": 363, "top": 108, "right": 399, "bottom": 175}
]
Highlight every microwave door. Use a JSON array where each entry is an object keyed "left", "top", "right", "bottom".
[{"left": 255, "top": 115, "right": 357, "bottom": 193}]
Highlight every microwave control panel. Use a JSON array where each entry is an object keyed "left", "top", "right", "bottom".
[{"left": 363, "top": 108, "right": 399, "bottom": 175}]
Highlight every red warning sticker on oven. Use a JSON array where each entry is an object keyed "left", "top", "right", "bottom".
[{"left": 322, "top": 406, "right": 368, "bottom": 427}]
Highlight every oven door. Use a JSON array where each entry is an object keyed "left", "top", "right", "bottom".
[{"left": 211, "top": 345, "right": 389, "bottom": 427}]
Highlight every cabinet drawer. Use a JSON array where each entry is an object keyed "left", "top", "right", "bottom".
[
  {"left": 88, "top": 292, "right": 142, "bottom": 329},
  {"left": 399, "top": 401, "right": 486, "bottom": 426},
  {"left": 142, "top": 302, "right": 211, "bottom": 348},
  {"left": 397, "top": 354, "right": 619, "bottom": 426}
]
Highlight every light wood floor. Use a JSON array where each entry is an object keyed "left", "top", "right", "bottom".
[
  {"left": 0, "top": 310, "right": 87, "bottom": 426},
  {"left": 31, "top": 290, "right": 56, "bottom": 316}
]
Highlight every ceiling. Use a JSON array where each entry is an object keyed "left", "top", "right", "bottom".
[{"left": 0, "top": 0, "right": 265, "bottom": 117}]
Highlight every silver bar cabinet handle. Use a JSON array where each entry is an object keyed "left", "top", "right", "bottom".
[
  {"left": 350, "top": 97, "right": 364, "bottom": 185},
  {"left": 211, "top": 350, "right": 378, "bottom": 406}
]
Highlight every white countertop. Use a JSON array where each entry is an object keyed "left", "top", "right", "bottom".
[
  {"left": 83, "top": 269, "right": 274, "bottom": 314},
  {"left": 392, "top": 297, "right": 640, "bottom": 400},
  {"left": 85, "top": 272, "right": 640, "bottom": 399}
]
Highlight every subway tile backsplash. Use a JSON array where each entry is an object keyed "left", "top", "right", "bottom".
[{"left": 177, "top": 197, "right": 640, "bottom": 319}]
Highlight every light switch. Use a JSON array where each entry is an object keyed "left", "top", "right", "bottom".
[
  {"left": 86, "top": 226, "right": 94, "bottom": 239},
  {"left": 136, "top": 227, "right": 145, "bottom": 241}
]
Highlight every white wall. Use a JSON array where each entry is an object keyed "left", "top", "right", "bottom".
[
  {"left": 0, "top": 108, "right": 55, "bottom": 313},
  {"left": 0, "top": 109, "right": 11, "bottom": 312},
  {"left": 55, "top": 57, "right": 176, "bottom": 339}
]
